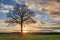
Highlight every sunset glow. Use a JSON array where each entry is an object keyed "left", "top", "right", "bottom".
[
  {"left": 0, "top": 0, "right": 60, "bottom": 33},
  {"left": 23, "top": 30, "right": 27, "bottom": 33},
  {"left": 23, "top": 27, "right": 28, "bottom": 33}
]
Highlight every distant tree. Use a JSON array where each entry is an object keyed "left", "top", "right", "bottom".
[{"left": 5, "top": 1, "right": 35, "bottom": 36}]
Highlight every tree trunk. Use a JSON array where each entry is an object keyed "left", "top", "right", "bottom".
[{"left": 20, "top": 18, "right": 23, "bottom": 36}]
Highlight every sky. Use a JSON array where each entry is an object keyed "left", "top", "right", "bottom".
[{"left": 0, "top": 0, "right": 60, "bottom": 32}]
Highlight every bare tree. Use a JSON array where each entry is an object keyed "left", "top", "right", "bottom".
[{"left": 6, "top": 1, "right": 35, "bottom": 36}]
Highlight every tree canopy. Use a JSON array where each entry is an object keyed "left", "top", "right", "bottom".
[{"left": 6, "top": 1, "right": 35, "bottom": 25}]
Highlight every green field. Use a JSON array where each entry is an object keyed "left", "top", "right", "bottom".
[{"left": 0, "top": 34, "right": 60, "bottom": 40}]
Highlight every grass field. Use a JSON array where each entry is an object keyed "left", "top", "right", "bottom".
[{"left": 0, "top": 34, "right": 60, "bottom": 40}]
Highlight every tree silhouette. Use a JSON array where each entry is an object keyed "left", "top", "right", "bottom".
[{"left": 6, "top": 1, "right": 35, "bottom": 36}]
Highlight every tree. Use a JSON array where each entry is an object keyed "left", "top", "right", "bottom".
[{"left": 6, "top": 1, "right": 35, "bottom": 36}]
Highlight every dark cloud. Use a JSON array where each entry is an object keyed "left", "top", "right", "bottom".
[
  {"left": 51, "top": 21, "right": 60, "bottom": 26},
  {"left": 50, "top": 11, "right": 60, "bottom": 16},
  {"left": 56, "top": 0, "right": 60, "bottom": 2}
]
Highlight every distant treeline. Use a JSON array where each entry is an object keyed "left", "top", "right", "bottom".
[{"left": 0, "top": 32, "right": 60, "bottom": 35}]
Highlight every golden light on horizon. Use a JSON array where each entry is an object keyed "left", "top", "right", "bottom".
[
  {"left": 23, "top": 30, "right": 27, "bottom": 33},
  {"left": 23, "top": 27, "right": 28, "bottom": 33}
]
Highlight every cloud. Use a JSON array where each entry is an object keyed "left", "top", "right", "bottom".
[
  {"left": 51, "top": 21, "right": 60, "bottom": 27},
  {"left": 26, "top": 0, "right": 60, "bottom": 13},
  {"left": 49, "top": 11, "right": 60, "bottom": 18},
  {"left": 13, "top": 0, "right": 60, "bottom": 11},
  {"left": 1, "top": 0, "right": 60, "bottom": 26},
  {"left": 39, "top": 1, "right": 60, "bottom": 21},
  {"left": 13, "top": 0, "right": 20, "bottom": 3},
  {"left": 56, "top": 0, "right": 60, "bottom": 2},
  {"left": 41, "top": 1, "right": 60, "bottom": 11},
  {"left": 1, "top": 3, "right": 14, "bottom": 9},
  {"left": 0, "top": 10, "right": 9, "bottom": 13},
  {"left": 0, "top": 3, "right": 14, "bottom": 13},
  {"left": 13, "top": 0, "right": 25, "bottom": 4},
  {"left": 26, "top": 20, "right": 60, "bottom": 29},
  {"left": 13, "top": 0, "right": 56, "bottom": 10}
]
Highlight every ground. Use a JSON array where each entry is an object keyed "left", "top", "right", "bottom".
[{"left": 0, "top": 33, "right": 60, "bottom": 40}]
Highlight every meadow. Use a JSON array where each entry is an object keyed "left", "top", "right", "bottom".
[{"left": 0, "top": 33, "right": 60, "bottom": 40}]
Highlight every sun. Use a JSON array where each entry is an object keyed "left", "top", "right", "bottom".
[
  {"left": 23, "top": 30, "right": 27, "bottom": 33},
  {"left": 23, "top": 27, "right": 28, "bottom": 33}
]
